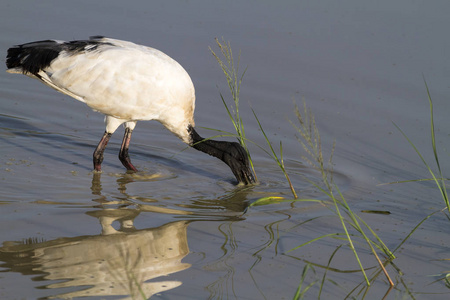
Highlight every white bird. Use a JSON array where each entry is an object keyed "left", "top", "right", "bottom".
[{"left": 6, "top": 36, "right": 255, "bottom": 184}]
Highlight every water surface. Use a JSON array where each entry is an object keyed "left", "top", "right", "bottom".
[{"left": 1, "top": 1, "right": 450, "bottom": 299}]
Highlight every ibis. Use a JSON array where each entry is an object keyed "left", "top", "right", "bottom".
[{"left": 6, "top": 36, "right": 255, "bottom": 184}]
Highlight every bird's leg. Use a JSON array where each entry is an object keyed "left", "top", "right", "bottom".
[
  {"left": 93, "top": 131, "right": 112, "bottom": 172},
  {"left": 119, "top": 127, "right": 138, "bottom": 172}
]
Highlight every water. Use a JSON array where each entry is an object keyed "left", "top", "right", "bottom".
[{"left": 1, "top": 1, "right": 450, "bottom": 299}]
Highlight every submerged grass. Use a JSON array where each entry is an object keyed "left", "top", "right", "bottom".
[
  {"left": 392, "top": 77, "right": 449, "bottom": 212},
  {"left": 252, "top": 109, "right": 298, "bottom": 198},
  {"left": 293, "top": 263, "right": 318, "bottom": 300},
  {"left": 210, "top": 39, "right": 450, "bottom": 298},
  {"left": 210, "top": 38, "right": 397, "bottom": 296},
  {"left": 287, "top": 101, "right": 394, "bottom": 288},
  {"left": 286, "top": 85, "right": 450, "bottom": 297}
]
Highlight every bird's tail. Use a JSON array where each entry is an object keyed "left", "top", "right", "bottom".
[{"left": 6, "top": 40, "right": 63, "bottom": 75}]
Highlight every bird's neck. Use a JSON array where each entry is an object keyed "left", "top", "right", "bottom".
[{"left": 188, "top": 125, "right": 228, "bottom": 159}]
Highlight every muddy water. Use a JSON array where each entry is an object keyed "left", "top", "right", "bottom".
[{"left": 1, "top": 1, "right": 450, "bottom": 299}]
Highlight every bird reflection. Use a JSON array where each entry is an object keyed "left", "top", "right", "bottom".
[
  {"left": 0, "top": 172, "right": 251, "bottom": 299},
  {"left": 0, "top": 213, "right": 190, "bottom": 299}
]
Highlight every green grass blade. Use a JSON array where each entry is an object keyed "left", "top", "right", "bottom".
[
  {"left": 423, "top": 77, "right": 449, "bottom": 210},
  {"left": 330, "top": 192, "right": 370, "bottom": 286},
  {"left": 293, "top": 264, "right": 314, "bottom": 300},
  {"left": 423, "top": 77, "right": 441, "bottom": 173},
  {"left": 252, "top": 109, "right": 297, "bottom": 198},
  {"left": 210, "top": 38, "right": 257, "bottom": 180},
  {"left": 319, "top": 245, "right": 343, "bottom": 298},
  {"left": 287, "top": 233, "right": 347, "bottom": 252},
  {"left": 393, "top": 121, "right": 450, "bottom": 211},
  {"left": 393, "top": 209, "right": 442, "bottom": 254}
]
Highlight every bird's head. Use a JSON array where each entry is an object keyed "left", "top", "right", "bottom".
[
  {"left": 221, "top": 142, "right": 255, "bottom": 185},
  {"left": 188, "top": 125, "right": 256, "bottom": 185}
]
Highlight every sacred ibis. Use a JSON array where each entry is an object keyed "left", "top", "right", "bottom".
[{"left": 6, "top": 36, "right": 255, "bottom": 184}]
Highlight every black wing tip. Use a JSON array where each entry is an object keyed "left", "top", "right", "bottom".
[
  {"left": 6, "top": 48, "right": 20, "bottom": 69},
  {"left": 6, "top": 41, "right": 61, "bottom": 75},
  {"left": 6, "top": 36, "right": 110, "bottom": 74}
]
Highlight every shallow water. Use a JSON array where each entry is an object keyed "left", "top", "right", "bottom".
[{"left": 1, "top": 1, "right": 450, "bottom": 299}]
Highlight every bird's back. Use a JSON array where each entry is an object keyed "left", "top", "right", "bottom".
[{"left": 6, "top": 37, "right": 196, "bottom": 128}]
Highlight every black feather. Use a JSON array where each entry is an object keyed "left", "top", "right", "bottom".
[
  {"left": 6, "top": 40, "right": 61, "bottom": 75},
  {"left": 89, "top": 35, "right": 105, "bottom": 40},
  {"left": 6, "top": 38, "right": 113, "bottom": 75}
]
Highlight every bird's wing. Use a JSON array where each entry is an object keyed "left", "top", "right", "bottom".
[{"left": 36, "top": 71, "right": 87, "bottom": 103}]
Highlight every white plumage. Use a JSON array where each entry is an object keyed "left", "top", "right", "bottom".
[{"left": 6, "top": 36, "right": 255, "bottom": 184}]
